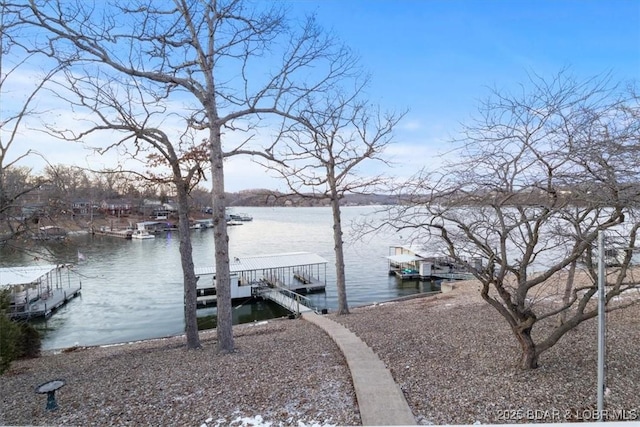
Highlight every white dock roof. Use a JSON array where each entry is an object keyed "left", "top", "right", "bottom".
[
  {"left": 386, "top": 254, "right": 422, "bottom": 263},
  {"left": 0, "top": 265, "right": 58, "bottom": 287},
  {"left": 391, "top": 245, "right": 449, "bottom": 260},
  {"left": 195, "top": 252, "right": 328, "bottom": 276}
]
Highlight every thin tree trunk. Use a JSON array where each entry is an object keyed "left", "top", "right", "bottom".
[
  {"left": 558, "top": 260, "right": 576, "bottom": 326},
  {"left": 210, "top": 125, "right": 234, "bottom": 352},
  {"left": 176, "top": 183, "right": 201, "bottom": 349},
  {"left": 331, "top": 193, "right": 349, "bottom": 315}
]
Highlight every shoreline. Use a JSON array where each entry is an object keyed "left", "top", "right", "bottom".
[{"left": 2, "top": 283, "right": 639, "bottom": 425}]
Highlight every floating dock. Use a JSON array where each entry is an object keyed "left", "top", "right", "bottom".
[
  {"left": 194, "top": 252, "right": 327, "bottom": 313},
  {"left": 0, "top": 265, "right": 82, "bottom": 320},
  {"left": 94, "top": 227, "right": 133, "bottom": 239},
  {"left": 387, "top": 245, "right": 478, "bottom": 281},
  {"left": 292, "top": 270, "right": 326, "bottom": 293},
  {"left": 16, "top": 286, "right": 82, "bottom": 319}
]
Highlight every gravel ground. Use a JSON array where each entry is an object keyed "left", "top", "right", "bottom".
[
  {"left": 2, "top": 283, "right": 640, "bottom": 426},
  {"left": 332, "top": 284, "right": 640, "bottom": 425},
  {"left": 0, "top": 320, "right": 360, "bottom": 426}
]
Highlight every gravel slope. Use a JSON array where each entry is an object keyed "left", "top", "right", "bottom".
[
  {"left": 0, "top": 320, "right": 360, "bottom": 426},
  {"left": 333, "top": 285, "right": 640, "bottom": 425},
  {"left": 2, "top": 283, "right": 639, "bottom": 426}
]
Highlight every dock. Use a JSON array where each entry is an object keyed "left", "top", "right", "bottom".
[
  {"left": 387, "top": 245, "right": 478, "bottom": 281},
  {"left": 292, "top": 270, "right": 326, "bottom": 293},
  {"left": 1, "top": 265, "right": 83, "bottom": 320},
  {"left": 14, "top": 285, "right": 82, "bottom": 319},
  {"left": 194, "top": 252, "right": 328, "bottom": 314},
  {"left": 94, "top": 227, "right": 133, "bottom": 239}
]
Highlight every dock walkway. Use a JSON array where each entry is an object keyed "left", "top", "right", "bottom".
[
  {"left": 258, "top": 286, "right": 312, "bottom": 315},
  {"left": 12, "top": 285, "right": 82, "bottom": 319},
  {"left": 302, "top": 312, "right": 416, "bottom": 426}
]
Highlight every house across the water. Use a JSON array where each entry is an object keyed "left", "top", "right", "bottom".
[{"left": 387, "top": 245, "right": 479, "bottom": 281}]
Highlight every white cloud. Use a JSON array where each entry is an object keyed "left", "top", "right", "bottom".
[{"left": 399, "top": 119, "right": 423, "bottom": 131}]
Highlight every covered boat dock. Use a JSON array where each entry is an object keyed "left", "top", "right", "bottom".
[
  {"left": 0, "top": 265, "right": 82, "bottom": 319},
  {"left": 194, "top": 251, "right": 327, "bottom": 313},
  {"left": 387, "top": 245, "right": 478, "bottom": 281}
]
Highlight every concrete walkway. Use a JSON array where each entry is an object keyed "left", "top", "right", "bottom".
[{"left": 302, "top": 312, "right": 416, "bottom": 426}]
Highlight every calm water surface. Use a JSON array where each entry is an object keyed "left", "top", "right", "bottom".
[{"left": 1, "top": 206, "right": 439, "bottom": 349}]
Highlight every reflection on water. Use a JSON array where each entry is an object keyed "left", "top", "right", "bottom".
[
  {"left": 196, "top": 298, "right": 292, "bottom": 330},
  {"left": 0, "top": 206, "right": 440, "bottom": 349}
]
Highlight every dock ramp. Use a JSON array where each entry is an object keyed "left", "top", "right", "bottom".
[{"left": 255, "top": 285, "right": 313, "bottom": 315}]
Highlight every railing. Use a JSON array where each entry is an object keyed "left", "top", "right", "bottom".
[
  {"left": 433, "top": 271, "right": 475, "bottom": 280},
  {"left": 257, "top": 286, "right": 313, "bottom": 316}
]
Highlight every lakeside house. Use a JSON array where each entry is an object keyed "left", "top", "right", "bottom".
[{"left": 101, "top": 199, "right": 133, "bottom": 216}]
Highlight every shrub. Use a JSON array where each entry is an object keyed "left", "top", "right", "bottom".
[
  {"left": 16, "top": 321, "right": 42, "bottom": 359},
  {"left": 0, "top": 290, "right": 20, "bottom": 374},
  {"left": 0, "top": 290, "right": 42, "bottom": 375}
]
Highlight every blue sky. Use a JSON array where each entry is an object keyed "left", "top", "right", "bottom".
[
  {"left": 265, "top": 0, "right": 639, "bottom": 192},
  {"left": 298, "top": 0, "right": 638, "bottom": 106},
  {"left": 7, "top": 0, "right": 640, "bottom": 191}
]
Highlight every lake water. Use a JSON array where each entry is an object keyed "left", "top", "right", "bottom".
[{"left": 1, "top": 206, "right": 439, "bottom": 350}]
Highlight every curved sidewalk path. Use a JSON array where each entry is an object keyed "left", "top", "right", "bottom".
[{"left": 302, "top": 312, "right": 416, "bottom": 426}]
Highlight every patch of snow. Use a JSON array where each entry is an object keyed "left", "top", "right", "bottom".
[
  {"left": 298, "top": 421, "right": 336, "bottom": 427},
  {"left": 201, "top": 415, "right": 337, "bottom": 427}
]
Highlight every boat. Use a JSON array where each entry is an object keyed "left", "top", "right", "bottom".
[
  {"left": 0, "top": 264, "right": 82, "bottom": 319},
  {"left": 134, "top": 221, "right": 166, "bottom": 234},
  {"left": 387, "top": 245, "right": 479, "bottom": 281},
  {"left": 229, "top": 213, "right": 253, "bottom": 222},
  {"left": 131, "top": 229, "right": 155, "bottom": 239},
  {"left": 193, "top": 219, "right": 214, "bottom": 228}
]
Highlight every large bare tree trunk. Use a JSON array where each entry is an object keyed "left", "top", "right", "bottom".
[
  {"left": 210, "top": 125, "right": 234, "bottom": 352},
  {"left": 330, "top": 187, "right": 349, "bottom": 315},
  {"left": 176, "top": 183, "right": 201, "bottom": 349},
  {"left": 515, "top": 326, "right": 539, "bottom": 369}
]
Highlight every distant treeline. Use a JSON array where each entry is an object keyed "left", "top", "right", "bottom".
[{"left": 226, "top": 190, "right": 401, "bottom": 207}]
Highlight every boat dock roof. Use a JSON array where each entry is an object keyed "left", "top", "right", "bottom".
[
  {"left": 0, "top": 265, "right": 59, "bottom": 287},
  {"left": 195, "top": 251, "right": 328, "bottom": 276},
  {"left": 386, "top": 254, "right": 422, "bottom": 263}
]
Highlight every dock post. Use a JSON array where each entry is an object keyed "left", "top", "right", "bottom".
[{"left": 295, "top": 294, "right": 300, "bottom": 317}]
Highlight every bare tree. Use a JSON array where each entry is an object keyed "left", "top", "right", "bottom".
[
  {"left": 42, "top": 68, "right": 208, "bottom": 349},
  {"left": 389, "top": 71, "right": 640, "bottom": 369},
  {"left": 0, "top": 2, "right": 63, "bottom": 243},
  {"left": 264, "top": 88, "right": 404, "bottom": 314},
  {"left": 17, "top": 0, "right": 355, "bottom": 352}
]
